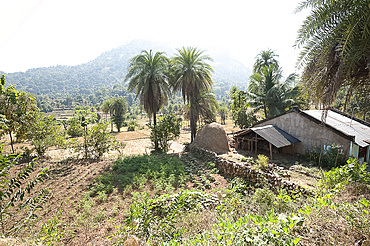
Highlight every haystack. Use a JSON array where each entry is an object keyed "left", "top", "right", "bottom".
[{"left": 190, "top": 122, "right": 230, "bottom": 154}]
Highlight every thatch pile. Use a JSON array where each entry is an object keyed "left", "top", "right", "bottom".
[{"left": 189, "top": 122, "right": 230, "bottom": 154}]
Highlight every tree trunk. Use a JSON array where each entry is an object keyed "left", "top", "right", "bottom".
[
  {"left": 190, "top": 102, "right": 197, "bottom": 143},
  {"left": 110, "top": 113, "right": 113, "bottom": 132},
  {"left": 153, "top": 112, "right": 159, "bottom": 151},
  {"left": 9, "top": 132, "right": 14, "bottom": 153}
]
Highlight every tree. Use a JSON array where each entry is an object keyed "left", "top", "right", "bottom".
[
  {"left": 248, "top": 51, "right": 299, "bottom": 119},
  {"left": 0, "top": 75, "right": 39, "bottom": 153},
  {"left": 70, "top": 122, "right": 119, "bottom": 160},
  {"left": 149, "top": 114, "right": 182, "bottom": 152},
  {"left": 101, "top": 98, "right": 115, "bottom": 132},
  {"left": 295, "top": 0, "right": 370, "bottom": 111},
  {"left": 171, "top": 47, "right": 214, "bottom": 142},
  {"left": 111, "top": 97, "right": 128, "bottom": 132},
  {"left": 218, "top": 105, "right": 228, "bottom": 125},
  {"left": 230, "top": 88, "right": 257, "bottom": 128},
  {"left": 26, "top": 112, "right": 63, "bottom": 157},
  {"left": 125, "top": 50, "right": 170, "bottom": 151}
]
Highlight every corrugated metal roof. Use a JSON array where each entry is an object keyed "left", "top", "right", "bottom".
[
  {"left": 304, "top": 110, "right": 370, "bottom": 147},
  {"left": 250, "top": 125, "right": 301, "bottom": 148}
]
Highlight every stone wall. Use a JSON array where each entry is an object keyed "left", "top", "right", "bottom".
[{"left": 189, "top": 146, "right": 311, "bottom": 195}]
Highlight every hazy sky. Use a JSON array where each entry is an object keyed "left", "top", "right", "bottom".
[{"left": 0, "top": 0, "right": 309, "bottom": 75}]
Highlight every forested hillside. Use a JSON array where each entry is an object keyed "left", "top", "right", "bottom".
[{"left": 4, "top": 40, "right": 251, "bottom": 101}]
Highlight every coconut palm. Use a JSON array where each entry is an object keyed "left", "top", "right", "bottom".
[
  {"left": 295, "top": 0, "right": 370, "bottom": 110},
  {"left": 248, "top": 51, "right": 298, "bottom": 118},
  {"left": 171, "top": 47, "right": 214, "bottom": 142},
  {"left": 125, "top": 50, "right": 170, "bottom": 151}
]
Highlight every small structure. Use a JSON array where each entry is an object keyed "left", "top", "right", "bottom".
[
  {"left": 235, "top": 107, "right": 370, "bottom": 163},
  {"left": 234, "top": 125, "right": 301, "bottom": 160}
]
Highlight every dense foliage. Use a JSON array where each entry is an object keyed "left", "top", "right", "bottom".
[
  {"left": 295, "top": 0, "right": 370, "bottom": 110},
  {"left": 248, "top": 50, "right": 300, "bottom": 119},
  {"left": 150, "top": 114, "right": 182, "bottom": 152}
]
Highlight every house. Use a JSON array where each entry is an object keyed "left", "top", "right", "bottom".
[{"left": 234, "top": 107, "right": 370, "bottom": 163}]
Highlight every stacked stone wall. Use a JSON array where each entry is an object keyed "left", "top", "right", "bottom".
[{"left": 189, "top": 146, "right": 311, "bottom": 195}]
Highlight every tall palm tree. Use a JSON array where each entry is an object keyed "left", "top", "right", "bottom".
[
  {"left": 295, "top": 0, "right": 370, "bottom": 111},
  {"left": 253, "top": 49, "right": 279, "bottom": 74},
  {"left": 248, "top": 50, "right": 298, "bottom": 118},
  {"left": 182, "top": 90, "right": 218, "bottom": 125},
  {"left": 125, "top": 50, "right": 170, "bottom": 151},
  {"left": 171, "top": 47, "right": 213, "bottom": 142}
]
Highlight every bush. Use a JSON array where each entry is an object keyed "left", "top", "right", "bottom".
[
  {"left": 318, "top": 157, "right": 370, "bottom": 191},
  {"left": 69, "top": 122, "right": 119, "bottom": 159},
  {"left": 255, "top": 154, "right": 269, "bottom": 171},
  {"left": 27, "top": 112, "right": 64, "bottom": 157},
  {"left": 306, "top": 144, "right": 346, "bottom": 168},
  {"left": 0, "top": 147, "right": 50, "bottom": 236},
  {"left": 150, "top": 114, "right": 182, "bottom": 152}
]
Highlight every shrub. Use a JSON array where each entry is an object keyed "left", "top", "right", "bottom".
[
  {"left": 318, "top": 157, "right": 370, "bottom": 191},
  {"left": 26, "top": 112, "right": 64, "bottom": 157},
  {"left": 255, "top": 154, "right": 269, "bottom": 171},
  {"left": 306, "top": 144, "right": 346, "bottom": 168},
  {"left": 0, "top": 147, "right": 50, "bottom": 236},
  {"left": 70, "top": 122, "right": 119, "bottom": 159},
  {"left": 150, "top": 114, "right": 182, "bottom": 152}
]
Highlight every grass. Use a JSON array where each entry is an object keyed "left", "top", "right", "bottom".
[{"left": 5, "top": 148, "right": 370, "bottom": 245}]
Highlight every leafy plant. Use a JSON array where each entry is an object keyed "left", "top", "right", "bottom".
[
  {"left": 149, "top": 113, "right": 182, "bottom": 152},
  {"left": 255, "top": 154, "right": 269, "bottom": 171},
  {"left": 93, "top": 153, "right": 186, "bottom": 193},
  {"left": 0, "top": 147, "right": 50, "bottom": 236},
  {"left": 26, "top": 112, "right": 64, "bottom": 157},
  {"left": 318, "top": 157, "right": 370, "bottom": 191},
  {"left": 69, "top": 122, "right": 119, "bottom": 159}
]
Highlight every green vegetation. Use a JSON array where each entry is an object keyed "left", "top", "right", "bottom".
[
  {"left": 26, "top": 112, "right": 64, "bottom": 157},
  {"left": 0, "top": 2, "right": 369, "bottom": 243},
  {"left": 0, "top": 147, "right": 49, "bottom": 236},
  {"left": 171, "top": 47, "right": 214, "bottom": 142},
  {"left": 126, "top": 50, "right": 170, "bottom": 150},
  {"left": 0, "top": 76, "right": 39, "bottom": 152},
  {"left": 150, "top": 114, "right": 182, "bottom": 152},
  {"left": 92, "top": 154, "right": 187, "bottom": 195},
  {"left": 295, "top": 0, "right": 370, "bottom": 111},
  {"left": 248, "top": 50, "right": 300, "bottom": 119}
]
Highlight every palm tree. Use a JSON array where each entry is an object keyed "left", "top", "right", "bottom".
[
  {"left": 295, "top": 0, "right": 370, "bottom": 111},
  {"left": 171, "top": 47, "right": 213, "bottom": 142},
  {"left": 125, "top": 50, "right": 170, "bottom": 151},
  {"left": 253, "top": 49, "right": 279, "bottom": 74},
  {"left": 182, "top": 90, "right": 218, "bottom": 125},
  {"left": 248, "top": 50, "right": 298, "bottom": 118}
]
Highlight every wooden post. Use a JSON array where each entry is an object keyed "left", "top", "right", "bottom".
[
  {"left": 269, "top": 142, "right": 273, "bottom": 160},
  {"left": 255, "top": 135, "right": 257, "bottom": 154}
]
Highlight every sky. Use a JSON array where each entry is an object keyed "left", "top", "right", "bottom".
[{"left": 0, "top": 0, "right": 310, "bottom": 76}]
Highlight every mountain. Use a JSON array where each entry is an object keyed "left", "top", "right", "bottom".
[{"left": 5, "top": 40, "right": 251, "bottom": 100}]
